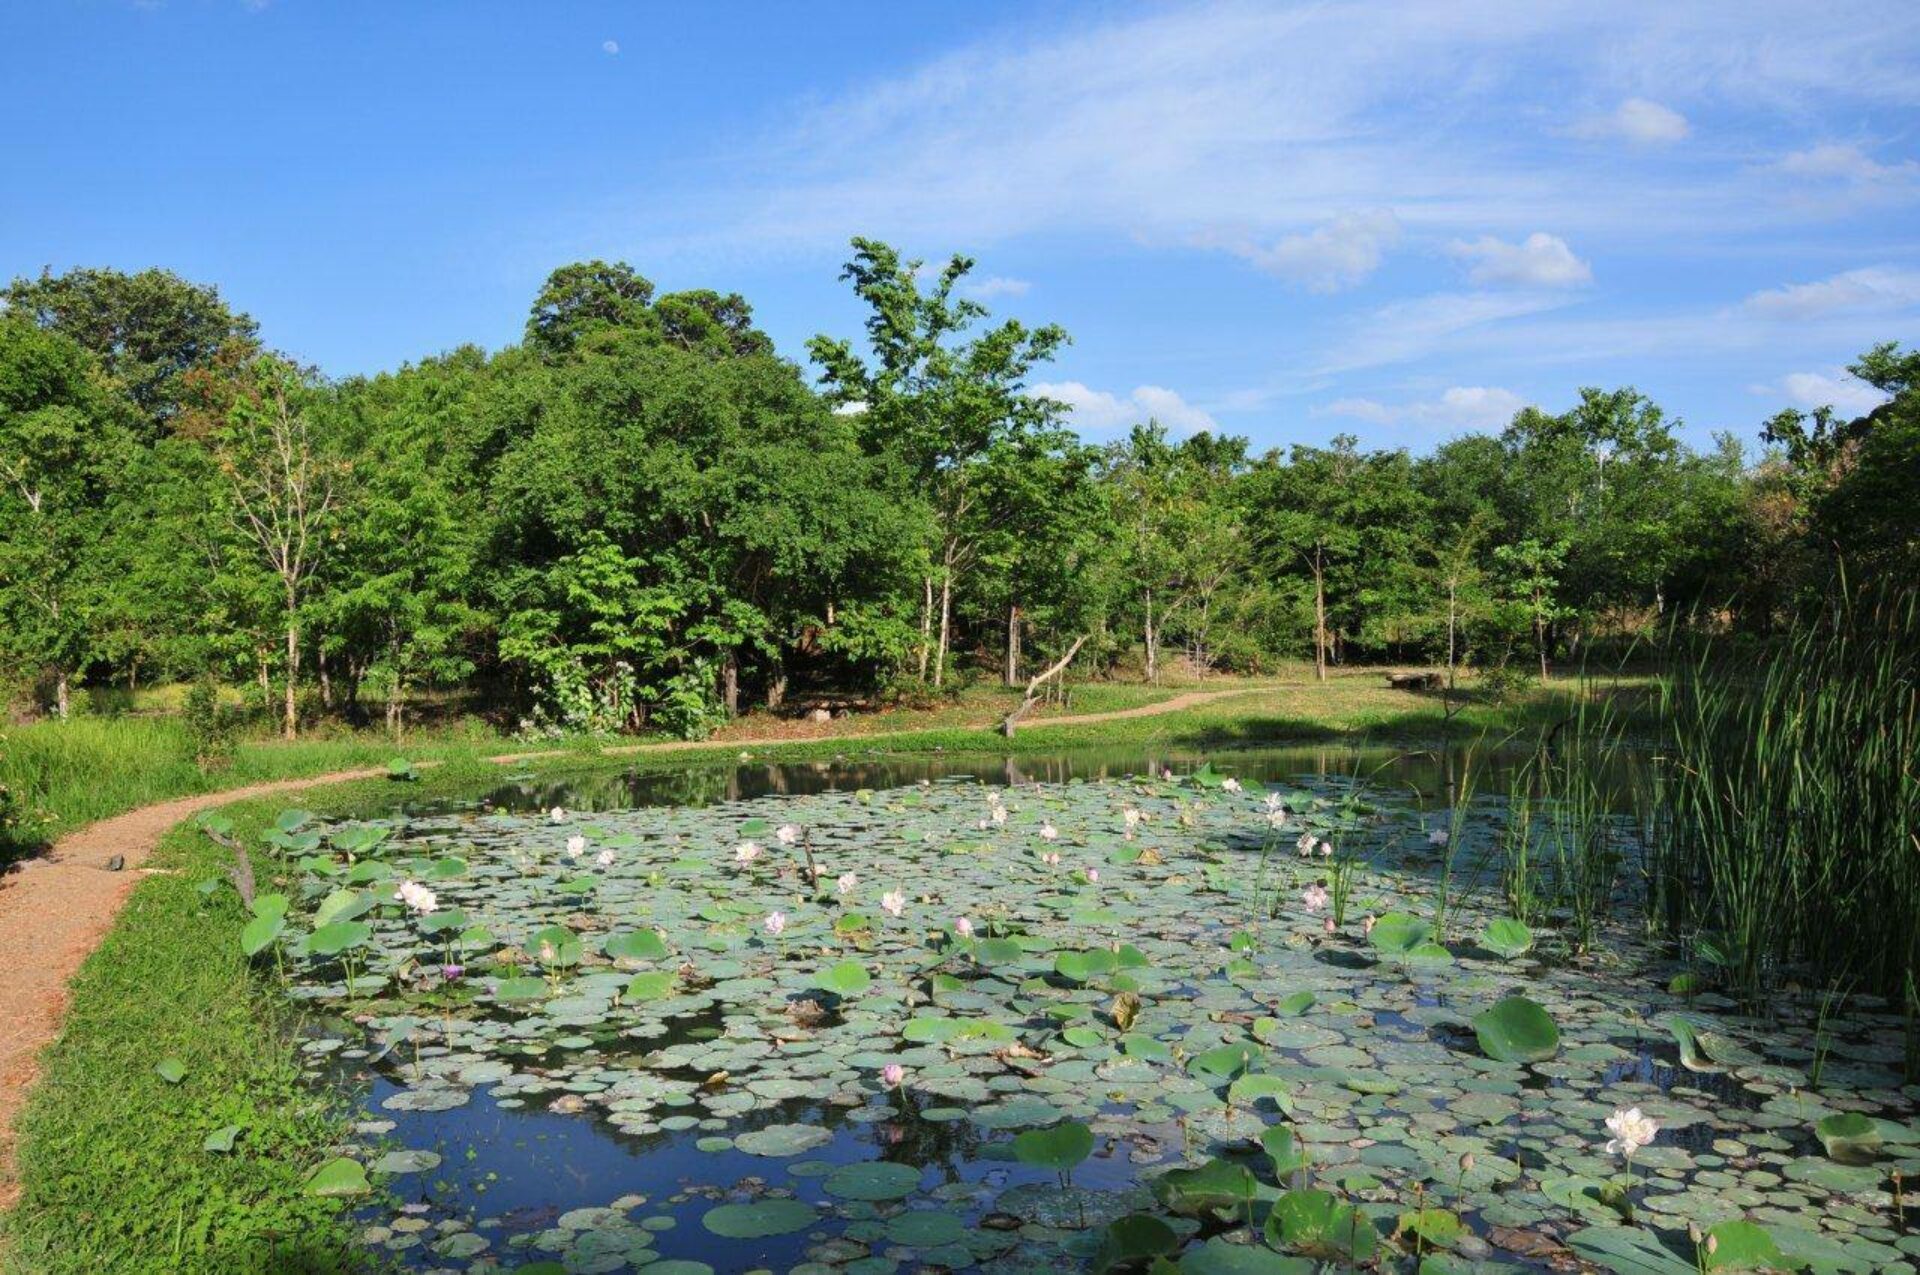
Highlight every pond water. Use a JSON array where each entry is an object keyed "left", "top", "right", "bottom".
[{"left": 276, "top": 747, "right": 1917, "bottom": 1274}]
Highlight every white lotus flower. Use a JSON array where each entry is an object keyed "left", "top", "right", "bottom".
[
  {"left": 764, "top": 911, "right": 787, "bottom": 937},
  {"left": 881, "top": 889, "right": 906, "bottom": 918},
  {"left": 595, "top": 849, "right": 615, "bottom": 868},
  {"left": 837, "top": 872, "right": 857, "bottom": 895},
  {"left": 1428, "top": 828, "right": 1450, "bottom": 847},
  {"left": 566, "top": 834, "right": 586, "bottom": 858},
  {"left": 1604, "top": 1107, "right": 1658, "bottom": 1158},
  {"left": 735, "top": 841, "right": 763, "bottom": 864},
  {"left": 548, "top": 807, "right": 567, "bottom": 824},
  {"left": 1039, "top": 821, "right": 1059, "bottom": 841},
  {"left": 775, "top": 824, "right": 801, "bottom": 846},
  {"left": 395, "top": 880, "right": 438, "bottom": 915},
  {"left": 1221, "top": 778, "right": 1242, "bottom": 793}
]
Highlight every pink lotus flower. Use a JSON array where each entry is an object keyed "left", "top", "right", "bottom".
[
  {"left": 764, "top": 911, "right": 788, "bottom": 937},
  {"left": 955, "top": 917, "right": 975, "bottom": 938},
  {"left": 735, "top": 841, "right": 763, "bottom": 864},
  {"left": 1363, "top": 914, "right": 1377, "bottom": 935},
  {"left": 881, "top": 889, "right": 906, "bottom": 918},
  {"left": 596, "top": 849, "right": 615, "bottom": 868},
  {"left": 1039, "top": 821, "right": 1059, "bottom": 841},
  {"left": 775, "top": 824, "right": 801, "bottom": 846},
  {"left": 1302, "top": 884, "right": 1330, "bottom": 913},
  {"left": 1317, "top": 840, "right": 1333, "bottom": 858},
  {"left": 565, "top": 834, "right": 586, "bottom": 858},
  {"left": 1086, "top": 868, "right": 1100, "bottom": 884},
  {"left": 1041, "top": 851, "right": 1061, "bottom": 868},
  {"left": 882, "top": 1063, "right": 905, "bottom": 1088},
  {"left": 1322, "top": 916, "right": 1336, "bottom": 935}
]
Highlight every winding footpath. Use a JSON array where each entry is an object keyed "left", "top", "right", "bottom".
[{"left": 0, "top": 684, "right": 1278, "bottom": 1207}]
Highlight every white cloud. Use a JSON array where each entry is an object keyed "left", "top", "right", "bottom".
[
  {"left": 1446, "top": 233, "right": 1593, "bottom": 288},
  {"left": 1762, "top": 370, "right": 1891, "bottom": 417},
  {"left": 1773, "top": 142, "right": 1917, "bottom": 185},
  {"left": 602, "top": 39, "right": 621, "bottom": 55},
  {"left": 1742, "top": 267, "right": 1920, "bottom": 319},
  {"left": 1030, "top": 381, "right": 1218, "bottom": 434},
  {"left": 1571, "top": 97, "right": 1690, "bottom": 144},
  {"left": 1319, "top": 385, "right": 1528, "bottom": 432},
  {"left": 1205, "top": 211, "right": 1402, "bottom": 292},
  {"left": 965, "top": 275, "right": 1031, "bottom": 299}
]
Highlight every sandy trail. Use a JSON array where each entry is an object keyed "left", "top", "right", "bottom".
[{"left": 0, "top": 683, "right": 1281, "bottom": 1205}]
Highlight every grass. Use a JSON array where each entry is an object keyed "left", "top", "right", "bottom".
[
  {"left": 1652, "top": 587, "right": 1920, "bottom": 1001},
  {"left": 0, "top": 668, "right": 1629, "bottom": 1273}
]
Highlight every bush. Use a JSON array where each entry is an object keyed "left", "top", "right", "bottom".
[{"left": 183, "top": 676, "right": 235, "bottom": 769}]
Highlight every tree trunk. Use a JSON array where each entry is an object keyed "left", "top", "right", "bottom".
[
  {"left": 1312, "top": 549, "right": 1328, "bottom": 683},
  {"left": 283, "top": 602, "right": 300, "bottom": 739},
  {"left": 386, "top": 681, "right": 403, "bottom": 737},
  {"left": 1534, "top": 593, "right": 1550, "bottom": 682},
  {"left": 934, "top": 574, "right": 952, "bottom": 689},
  {"left": 1004, "top": 604, "right": 1022, "bottom": 687},
  {"left": 721, "top": 651, "right": 740, "bottom": 716},
  {"left": 1144, "top": 587, "right": 1157, "bottom": 685},
  {"left": 917, "top": 576, "right": 932, "bottom": 680},
  {"left": 55, "top": 670, "right": 70, "bottom": 720},
  {"left": 1001, "top": 634, "right": 1089, "bottom": 736},
  {"left": 767, "top": 656, "right": 787, "bottom": 711}
]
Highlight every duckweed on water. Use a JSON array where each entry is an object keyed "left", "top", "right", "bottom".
[{"left": 258, "top": 763, "right": 1918, "bottom": 1273}]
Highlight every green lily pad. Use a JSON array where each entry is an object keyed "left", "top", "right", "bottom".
[
  {"left": 701, "top": 1199, "right": 817, "bottom": 1238},
  {"left": 1473, "top": 995, "right": 1560, "bottom": 1064},
  {"left": 301, "top": 1156, "right": 371, "bottom": 1198},
  {"left": 824, "top": 1160, "right": 923, "bottom": 1201},
  {"left": 1012, "top": 1120, "right": 1094, "bottom": 1172}
]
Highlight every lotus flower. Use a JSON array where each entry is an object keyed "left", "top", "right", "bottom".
[
  {"left": 1322, "top": 916, "right": 1336, "bottom": 935},
  {"left": 1264, "top": 792, "right": 1285, "bottom": 812},
  {"left": 990, "top": 805, "right": 1008, "bottom": 826},
  {"left": 1221, "top": 778, "right": 1242, "bottom": 793},
  {"left": 1301, "top": 883, "right": 1330, "bottom": 913},
  {"left": 1041, "top": 851, "right": 1061, "bottom": 868},
  {"left": 566, "top": 834, "right": 586, "bottom": 858},
  {"left": 1318, "top": 840, "right": 1333, "bottom": 858},
  {"left": 440, "top": 964, "right": 464, "bottom": 980},
  {"left": 1363, "top": 914, "right": 1377, "bottom": 935},
  {"left": 1604, "top": 1107, "right": 1658, "bottom": 1158},
  {"left": 882, "top": 1062, "right": 905, "bottom": 1088},
  {"left": 837, "top": 871, "right": 857, "bottom": 895},
  {"left": 1428, "top": 828, "right": 1450, "bottom": 846},
  {"left": 548, "top": 807, "right": 567, "bottom": 824},
  {"left": 1296, "top": 831, "right": 1316, "bottom": 856},
  {"left": 596, "top": 849, "right": 615, "bottom": 868},
  {"left": 764, "top": 911, "right": 788, "bottom": 937},
  {"left": 1086, "top": 868, "right": 1100, "bottom": 884},
  {"left": 395, "top": 880, "right": 438, "bottom": 915},
  {"left": 881, "top": 889, "right": 906, "bottom": 918},
  {"left": 1039, "top": 821, "right": 1058, "bottom": 841},
  {"left": 955, "top": 917, "right": 975, "bottom": 938},
  {"left": 775, "top": 824, "right": 801, "bottom": 845},
  {"left": 735, "top": 841, "right": 763, "bottom": 864}
]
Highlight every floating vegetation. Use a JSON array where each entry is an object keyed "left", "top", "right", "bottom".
[{"left": 258, "top": 756, "right": 1919, "bottom": 1273}]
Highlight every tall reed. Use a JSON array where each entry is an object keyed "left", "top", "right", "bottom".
[{"left": 1653, "top": 586, "right": 1920, "bottom": 999}]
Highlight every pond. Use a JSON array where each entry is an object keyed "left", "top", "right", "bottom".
[{"left": 267, "top": 746, "right": 1917, "bottom": 1274}]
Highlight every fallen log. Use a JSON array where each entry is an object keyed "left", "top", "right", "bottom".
[{"left": 1001, "top": 635, "right": 1090, "bottom": 737}]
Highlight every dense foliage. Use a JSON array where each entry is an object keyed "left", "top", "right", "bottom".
[{"left": 2, "top": 253, "right": 1912, "bottom": 736}]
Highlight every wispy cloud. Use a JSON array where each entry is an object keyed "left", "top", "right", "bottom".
[
  {"left": 1446, "top": 233, "right": 1593, "bottom": 288},
  {"left": 964, "top": 275, "right": 1031, "bottom": 299},
  {"left": 1319, "top": 385, "right": 1530, "bottom": 432},
  {"left": 1757, "top": 369, "right": 1891, "bottom": 416},
  {"left": 1200, "top": 211, "right": 1402, "bottom": 292},
  {"left": 1030, "top": 381, "right": 1218, "bottom": 435},
  {"left": 1569, "top": 97, "right": 1690, "bottom": 144},
  {"left": 1741, "top": 266, "right": 1920, "bottom": 319}
]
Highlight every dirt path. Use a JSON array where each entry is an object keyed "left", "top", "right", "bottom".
[{"left": 0, "top": 682, "right": 1282, "bottom": 1205}]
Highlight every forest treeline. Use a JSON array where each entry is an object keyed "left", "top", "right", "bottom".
[{"left": 1, "top": 240, "right": 1914, "bottom": 738}]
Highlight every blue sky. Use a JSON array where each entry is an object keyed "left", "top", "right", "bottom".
[{"left": 5, "top": 1, "right": 1917, "bottom": 453}]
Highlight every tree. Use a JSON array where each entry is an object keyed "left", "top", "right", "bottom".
[
  {"left": 0, "top": 319, "right": 129, "bottom": 715},
  {"left": 2, "top": 266, "right": 257, "bottom": 436},
  {"left": 524, "top": 261, "right": 657, "bottom": 359},
  {"left": 211, "top": 357, "right": 342, "bottom": 737},
  {"left": 809, "top": 238, "right": 1071, "bottom": 688},
  {"left": 1494, "top": 538, "right": 1567, "bottom": 680}
]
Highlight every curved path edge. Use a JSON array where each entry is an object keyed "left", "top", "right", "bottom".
[{"left": 0, "top": 681, "right": 1282, "bottom": 1206}]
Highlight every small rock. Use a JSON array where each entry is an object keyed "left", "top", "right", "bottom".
[
  {"left": 105, "top": 854, "right": 125, "bottom": 871},
  {"left": 806, "top": 708, "right": 832, "bottom": 724}
]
